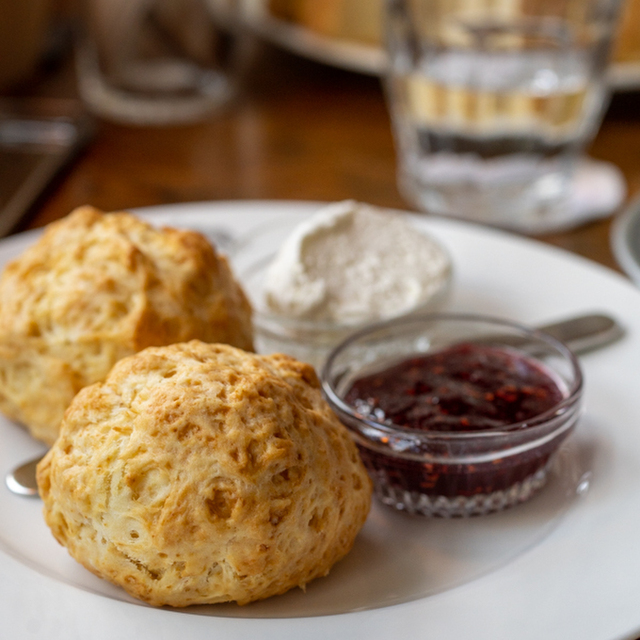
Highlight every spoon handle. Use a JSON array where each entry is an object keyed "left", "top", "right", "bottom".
[{"left": 538, "top": 313, "right": 625, "bottom": 354}]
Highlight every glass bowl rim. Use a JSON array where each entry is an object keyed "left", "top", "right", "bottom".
[{"left": 320, "top": 311, "right": 584, "bottom": 441}]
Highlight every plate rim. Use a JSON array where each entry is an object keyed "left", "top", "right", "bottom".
[{"left": 611, "top": 193, "right": 640, "bottom": 286}]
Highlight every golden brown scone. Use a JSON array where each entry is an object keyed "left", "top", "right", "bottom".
[
  {"left": 38, "top": 341, "right": 371, "bottom": 607},
  {"left": 0, "top": 206, "right": 253, "bottom": 445}
]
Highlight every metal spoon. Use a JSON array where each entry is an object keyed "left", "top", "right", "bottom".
[
  {"left": 533, "top": 313, "right": 624, "bottom": 354},
  {"left": 4, "top": 312, "right": 625, "bottom": 498},
  {"left": 6, "top": 453, "right": 43, "bottom": 497}
]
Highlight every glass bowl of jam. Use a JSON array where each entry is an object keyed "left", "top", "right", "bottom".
[{"left": 321, "top": 313, "right": 583, "bottom": 517}]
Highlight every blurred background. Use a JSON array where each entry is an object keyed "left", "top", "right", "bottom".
[{"left": 0, "top": 0, "right": 638, "bottom": 271}]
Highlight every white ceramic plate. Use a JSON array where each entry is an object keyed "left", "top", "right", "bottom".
[
  {"left": 239, "top": 1, "right": 640, "bottom": 90},
  {"left": 611, "top": 194, "right": 640, "bottom": 287},
  {"left": 2, "top": 201, "right": 640, "bottom": 640}
]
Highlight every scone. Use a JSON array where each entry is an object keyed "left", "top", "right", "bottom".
[
  {"left": 0, "top": 206, "right": 253, "bottom": 445},
  {"left": 37, "top": 341, "right": 372, "bottom": 607}
]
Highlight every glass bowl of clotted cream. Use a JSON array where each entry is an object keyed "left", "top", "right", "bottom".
[{"left": 231, "top": 200, "right": 453, "bottom": 370}]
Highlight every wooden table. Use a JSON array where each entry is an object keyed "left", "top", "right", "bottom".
[{"left": 21, "top": 39, "right": 640, "bottom": 275}]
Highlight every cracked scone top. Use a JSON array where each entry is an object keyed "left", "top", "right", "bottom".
[
  {"left": 0, "top": 206, "right": 253, "bottom": 445},
  {"left": 37, "top": 341, "right": 372, "bottom": 607}
]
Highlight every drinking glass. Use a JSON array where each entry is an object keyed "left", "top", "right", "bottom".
[
  {"left": 76, "top": 0, "right": 242, "bottom": 125},
  {"left": 384, "top": 0, "right": 624, "bottom": 233}
]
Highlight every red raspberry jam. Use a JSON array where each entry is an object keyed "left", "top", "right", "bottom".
[
  {"left": 344, "top": 343, "right": 564, "bottom": 432},
  {"left": 343, "top": 343, "right": 569, "bottom": 513}
]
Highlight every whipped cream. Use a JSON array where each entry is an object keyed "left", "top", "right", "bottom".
[{"left": 263, "top": 200, "right": 451, "bottom": 323}]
